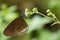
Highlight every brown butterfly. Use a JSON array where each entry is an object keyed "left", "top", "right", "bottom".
[{"left": 4, "top": 17, "right": 28, "bottom": 36}]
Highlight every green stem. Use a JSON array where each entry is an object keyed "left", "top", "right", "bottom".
[{"left": 37, "top": 12, "right": 57, "bottom": 22}]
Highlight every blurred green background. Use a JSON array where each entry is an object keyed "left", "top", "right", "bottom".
[{"left": 0, "top": 0, "right": 60, "bottom": 40}]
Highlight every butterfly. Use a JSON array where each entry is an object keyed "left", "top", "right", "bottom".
[{"left": 4, "top": 17, "right": 28, "bottom": 36}]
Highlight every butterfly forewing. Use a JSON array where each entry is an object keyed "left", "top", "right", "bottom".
[{"left": 4, "top": 17, "right": 28, "bottom": 36}]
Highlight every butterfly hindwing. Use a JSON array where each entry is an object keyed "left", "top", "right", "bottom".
[{"left": 4, "top": 17, "right": 28, "bottom": 36}]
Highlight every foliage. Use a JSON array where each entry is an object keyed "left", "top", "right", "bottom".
[
  {"left": 0, "top": 4, "right": 19, "bottom": 40},
  {"left": 0, "top": 3, "right": 60, "bottom": 40}
]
